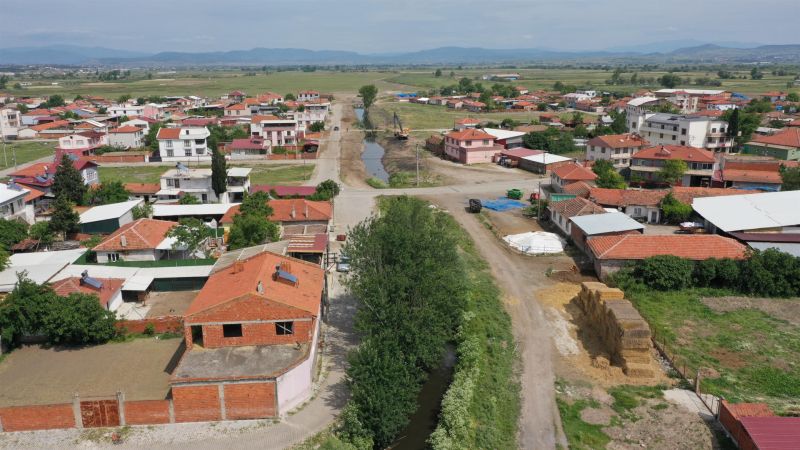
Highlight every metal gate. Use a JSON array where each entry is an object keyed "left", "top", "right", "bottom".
[{"left": 80, "top": 399, "right": 120, "bottom": 428}]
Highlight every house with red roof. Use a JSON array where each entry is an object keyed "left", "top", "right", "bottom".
[
  {"left": 717, "top": 159, "right": 799, "bottom": 191},
  {"left": 587, "top": 234, "right": 747, "bottom": 278},
  {"left": 548, "top": 197, "right": 607, "bottom": 235},
  {"left": 630, "top": 145, "right": 716, "bottom": 187},
  {"left": 171, "top": 251, "right": 325, "bottom": 419},
  {"left": 220, "top": 199, "right": 332, "bottom": 229},
  {"left": 443, "top": 128, "right": 503, "bottom": 164},
  {"left": 92, "top": 218, "right": 178, "bottom": 263},
  {"left": 719, "top": 400, "right": 800, "bottom": 450},
  {"left": 223, "top": 103, "right": 250, "bottom": 118},
  {"left": 585, "top": 134, "right": 649, "bottom": 169},
  {"left": 742, "top": 127, "right": 800, "bottom": 161},
  {"left": 225, "top": 137, "right": 271, "bottom": 159},
  {"left": 108, "top": 125, "right": 145, "bottom": 149},
  {"left": 454, "top": 117, "right": 480, "bottom": 131},
  {"left": 550, "top": 163, "right": 598, "bottom": 192},
  {"left": 9, "top": 158, "right": 99, "bottom": 194},
  {"left": 51, "top": 272, "right": 125, "bottom": 312}
]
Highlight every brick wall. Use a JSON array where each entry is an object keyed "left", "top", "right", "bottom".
[
  {"left": 90, "top": 154, "right": 148, "bottom": 163},
  {"left": 224, "top": 383, "right": 276, "bottom": 420},
  {"left": 201, "top": 320, "right": 313, "bottom": 349},
  {"left": 116, "top": 316, "right": 183, "bottom": 335},
  {"left": 172, "top": 385, "right": 221, "bottom": 422},
  {"left": 0, "top": 404, "right": 75, "bottom": 432},
  {"left": 124, "top": 400, "right": 171, "bottom": 425}
]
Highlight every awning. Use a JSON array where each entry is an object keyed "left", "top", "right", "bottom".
[{"left": 122, "top": 274, "right": 154, "bottom": 291}]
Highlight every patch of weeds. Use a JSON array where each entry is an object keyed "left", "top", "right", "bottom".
[
  {"left": 366, "top": 177, "right": 387, "bottom": 189},
  {"left": 652, "top": 402, "right": 670, "bottom": 410},
  {"left": 557, "top": 397, "right": 611, "bottom": 450},
  {"left": 608, "top": 385, "right": 665, "bottom": 421}
]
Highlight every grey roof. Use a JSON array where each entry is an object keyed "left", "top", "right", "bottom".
[
  {"left": 692, "top": 191, "right": 800, "bottom": 232},
  {"left": 173, "top": 344, "right": 308, "bottom": 381},
  {"left": 0, "top": 248, "right": 86, "bottom": 292},
  {"left": 79, "top": 199, "right": 142, "bottom": 224},
  {"left": 570, "top": 212, "right": 645, "bottom": 235}
]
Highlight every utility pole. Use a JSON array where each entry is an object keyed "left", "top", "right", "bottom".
[{"left": 415, "top": 144, "right": 420, "bottom": 187}]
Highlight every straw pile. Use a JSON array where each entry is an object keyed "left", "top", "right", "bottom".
[{"left": 578, "top": 282, "right": 656, "bottom": 379}]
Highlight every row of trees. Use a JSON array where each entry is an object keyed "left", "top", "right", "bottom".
[
  {"left": 618, "top": 249, "right": 800, "bottom": 297},
  {"left": 335, "top": 197, "right": 467, "bottom": 448}
]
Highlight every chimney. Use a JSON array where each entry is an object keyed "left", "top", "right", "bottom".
[
  {"left": 304, "top": 202, "right": 309, "bottom": 218},
  {"left": 256, "top": 280, "right": 264, "bottom": 293},
  {"left": 290, "top": 204, "right": 296, "bottom": 219},
  {"left": 120, "top": 235, "right": 127, "bottom": 247},
  {"left": 233, "top": 261, "right": 244, "bottom": 274}
]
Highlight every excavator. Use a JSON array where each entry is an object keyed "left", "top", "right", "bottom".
[{"left": 393, "top": 112, "right": 410, "bottom": 140}]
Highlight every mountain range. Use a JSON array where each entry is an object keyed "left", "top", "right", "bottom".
[{"left": 2, "top": 43, "right": 800, "bottom": 66}]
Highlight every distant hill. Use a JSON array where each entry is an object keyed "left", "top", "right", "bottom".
[{"left": 2, "top": 43, "right": 800, "bottom": 66}]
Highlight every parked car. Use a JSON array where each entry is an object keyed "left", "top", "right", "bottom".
[{"left": 336, "top": 255, "right": 351, "bottom": 273}]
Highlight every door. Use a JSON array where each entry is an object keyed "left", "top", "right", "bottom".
[
  {"left": 650, "top": 211, "right": 658, "bottom": 223},
  {"left": 80, "top": 399, "right": 120, "bottom": 428}
]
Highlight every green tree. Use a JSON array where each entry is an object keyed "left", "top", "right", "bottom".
[
  {"left": 780, "top": 165, "right": 800, "bottom": 190},
  {"left": 284, "top": 93, "right": 296, "bottom": 101},
  {"left": 723, "top": 108, "right": 761, "bottom": 145},
  {"left": 0, "top": 219, "right": 29, "bottom": 250},
  {"left": 0, "top": 75, "right": 10, "bottom": 89},
  {"left": 132, "top": 203, "right": 153, "bottom": 219},
  {"left": 52, "top": 154, "right": 88, "bottom": 205},
  {"left": 211, "top": 148, "right": 228, "bottom": 199},
  {"left": 17, "top": 103, "right": 28, "bottom": 113},
  {"left": 660, "top": 192, "right": 692, "bottom": 223},
  {"left": 42, "top": 293, "right": 117, "bottom": 345},
  {"left": 144, "top": 122, "right": 163, "bottom": 152},
  {"left": 358, "top": 85, "right": 378, "bottom": 109},
  {"left": 178, "top": 195, "right": 201, "bottom": 205},
  {"left": 434, "top": 69, "right": 442, "bottom": 77},
  {"left": 0, "top": 274, "right": 55, "bottom": 347},
  {"left": 117, "top": 94, "right": 132, "bottom": 103},
  {"left": 44, "top": 95, "right": 65, "bottom": 107},
  {"left": 167, "top": 218, "right": 209, "bottom": 259},
  {"left": 313, "top": 179, "right": 340, "bottom": 200},
  {"left": 750, "top": 67, "right": 764, "bottom": 80},
  {"left": 227, "top": 213, "right": 279, "bottom": 249},
  {"left": 592, "top": 160, "right": 626, "bottom": 189},
  {"left": 657, "top": 159, "right": 688, "bottom": 185},
  {"left": 28, "top": 221, "right": 55, "bottom": 248},
  {"left": 49, "top": 195, "right": 80, "bottom": 237},
  {"left": 787, "top": 92, "right": 800, "bottom": 102},
  {"left": 658, "top": 73, "right": 682, "bottom": 88},
  {"left": 309, "top": 121, "right": 325, "bottom": 132},
  {"left": 635, "top": 255, "right": 695, "bottom": 290},
  {"left": 88, "top": 181, "right": 130, "bottom": 205}
]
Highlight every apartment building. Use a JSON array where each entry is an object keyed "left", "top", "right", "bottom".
[
  {"left": 156, "top": 127, "right": 212, "bottom": 162},
  {"left": 108, "top": 126, "right": 145, "bottom": 149},
  {"left": 585, "top": 134, "right": 650, "bottom": 169},
  {"left": 250, "top": 115, "right": 299, "bottom": 147},
  {"left": 157, "top": 164, "right": 251, "bottom": 203},
  {"left": 636, "top": 113, "right": 734, "bottom": 153},
  {"left": 0, "top": 108, "right": 22, "bottom": 139}
]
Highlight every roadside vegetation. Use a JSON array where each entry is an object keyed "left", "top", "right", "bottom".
[
  {"left": 321, "top": 196, "right": 518, "bottom": 450},
  {"left": 98, "top": 163, "right": 314, "bottom": 185},
  {"left": 0, "top": 141, "right": 56, "bottom": 169}
]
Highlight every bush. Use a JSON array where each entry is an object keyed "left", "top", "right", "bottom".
[
  {"left": 143, "top": 323, "right": 156, "bottom": 336},
  {"left": 715, "top": 258, "right": 740, "bottom": 287},
  {"left": 635, "top": 255, "right": 695, "bottom": 290},
  {"left": 693, "top": 259, "right": 717, "bottom": 287}
]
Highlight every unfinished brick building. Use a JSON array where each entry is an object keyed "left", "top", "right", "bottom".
[{"left": 171, "top": 251, "right": 325, "bottom": 420}]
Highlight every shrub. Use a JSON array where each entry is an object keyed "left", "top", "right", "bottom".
[
  {"left": 715, "top": 258, "right": 741, "bottom": 287},
  {"left": 635, "top": 255, "right": 695, "bottom": 290},
  {"left": 143, "top": 323, "right": 156, "bottom": 336},
  {"left": 693, "top": 259, "right": 718, "bottom": 287}
]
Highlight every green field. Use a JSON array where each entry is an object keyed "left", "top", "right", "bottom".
[
  {"left": 10, "top": 70, "right": 401, "bottom": 99},
  {"left": 627, "top": 288, "right": 800, "bottom": 412},
  {"left": 98, "top": 163, "right": 314, "bottom": 185},
  {"left": 370, "top": 101, "right": 547, "bottom": 130},
  {"left": 0, "top": 141, "right": 56, "bottom": 170}
]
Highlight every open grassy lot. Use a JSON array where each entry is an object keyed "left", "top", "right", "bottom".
[
  {"left": 0, "top": 338, "right": 182, "bottom": 406},
  {"left": 10, "top": 70, "right": 400, "bottom": 98},
  {"left": 0, "top": 141, "right": 56, "bottom": 170},
  {"left": 370, "top": 101, "right": 544, "bottom": 130},
  {"left": 627, "top": 288, "right": 800, "bottom": 412},
  {"left": 98, "top": 163, "right": 314, "bottom": 185},
  {"left": 385, "top": 69, "right": 798, "bottom": 97}
]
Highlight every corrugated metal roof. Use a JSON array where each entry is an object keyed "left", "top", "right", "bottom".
[
  {"left": 740, "top": 417, "right": 800, "bottom": 450},
  {"left": 79, "top": 199, "right": 142, "bottom": 224},
  {"left": 153, "top": 203, "right": 237, "bottom": 217},
  {"left": 570, "top": 212, "right": 644, "bottom": 235},
  {"left": 693, "top": 191, "right": 800, "bottom": 232}
]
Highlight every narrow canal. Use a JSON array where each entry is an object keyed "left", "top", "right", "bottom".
[{"left": 354, "top": 107, "right": 390, "bottom": 183}]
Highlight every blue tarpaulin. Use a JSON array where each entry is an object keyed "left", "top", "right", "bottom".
[{"left": 481, "top": 197, "right": 528, "bottom": 211}]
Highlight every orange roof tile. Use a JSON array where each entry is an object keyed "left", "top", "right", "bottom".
[
  {"left": 124, "top": 183, "right": 161, "bottom": 194},
  {"left": 109, "top": 125, "right": 141, "bottom": 133},
  {"left": 251, "top": 114, "right": 281, "bottom": 122},
  {"left": 552, "top": 163, "right": 598, "bottom": 181},
  {"left": 23, "top": 186, "right": 46, "bottom": 203},
  {"left": 445, "top": 128, "right": 494, "bottom": 141},
  {"left": 587, "top": 133, "right": 650, "bottom": 149},
  {"left": 93, "top": 218, "right": 175, "bottom": 252},
  {"left": 562, "top": 181, "right": 593, "bottom": 198},
  {"left": 156, "top": 127, "right": 182, "bottom": 140},
  {"left": 670, "top": 186, "right": 759, "bottom": 203},
  {"left": 749, "top": 127, "right": 800, "bottom": 148},
  {"left": 633, "top": 145, "right": 715, "bottom": 163},
  {"left": 185, "top": 251, "right": 324, "bottom": 317},
  {"left": 590, "top": 188, "right": 667, "bottom": 207},
  {"left": 225, "top": 103, "right": 247, "bottom": 110},
  {"left": 723, "top": 401, "right": 774, "bottom": 419},
  {"left": 30, "top": 120, "right": 71, "bottom": 132},
  {"left": 587, "top": 234, "right": 748, "bottom": 261},
  {"left": 549, "top": 197, "right": 606, "bottom": 218},
  {"left": 220, "top": 199, "right": 332, "bottom": 224},
  {"left": 50, "top": 277, "right": 125, "bottom": 309}
]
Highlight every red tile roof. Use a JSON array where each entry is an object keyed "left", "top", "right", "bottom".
[
  {"left": 185, "top": 251, "right": 324, "bottom": 317},
  {"left": 10, "top": 159, "right": 96, "bottom": 179},
  {"left": 670, "top": 186, "right": 758, "bottom": 203},
  {"left": 220, "top": 199, "right": 332, "bottom": 224},
  {"left": 109, "top": 125, "right": 141, "bottom": 134},
  {"left": 30, "top": 120, "right": 71, "bottom": 132},
  {"left": 723, "top": 402, "right": 774, "bottom": 419},
  {"left": 124, "top": 183, "right": 161, "bottom": 195},
  {"left": 251, "top": 185, "right": 318, "bottom": 197},
  {"left": 251, "top": 114, "right": 281, "bottom": 122},
  {"left": 156, "top": 127, "right": 183, "bottom": 140},
  {"left": 552, "top": 163, "right": 598, "bottom": 181},
  {"left": 445, "top": 128, "right": 494, "bottom": 141},
  {"left": 287, "top": 234, "right": 328, "bottom": 254},
  {"left": 563, "top": 181, "right": 593, "bottom": 198},
  {"left": 225, "top": 103, "right": 247, "bottom": 111},
  {"left": 50, "top": 277, "right": 124, "bottom": 309},
  {"left": 23, "top": 186, "right": 46, "bottom": 202},
  {"left": 549, "top": 197, "right": 606, "bottom": 218},
  {"left": 501, "top": 148, "right": 543, "bottom": 158},
  {"left": 723, "top": 170, "right": 782, "bottom": 184},
  {"left": 93, "top": 218, "right": 175, "bottom": 252},
  {"left": 587, "top": 133, "right": 649, "bottom": 149},
  {"left": 633, "top": 145, "right": 716, "bottom": 163},
  {"left": 590, "top": 188, "right": 667, "bottom": 207},
  {"left": 587, "top": 235, "right": 748, "bottom": 261},
  {"left": 749, "top": 127, "right": 800, "bottom": 148}
]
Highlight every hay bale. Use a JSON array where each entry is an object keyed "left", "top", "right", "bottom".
[
  {"left": 591, "top": 356, "right": 611, "bottom": 369},
  {"left": 621, "top": 327, "right": 651, "bottom": 339},
  {"left": 620, "top": 337, "right": 652, "bottom": 350},
  {"left": 624, "top": 363, "right": 656, "bottom": 379},
  {"left": 594, "top": 287, "right": 624, "bottom": 301}
]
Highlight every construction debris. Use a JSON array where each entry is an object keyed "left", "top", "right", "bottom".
[{"left": 577, "top": 282, "right": 656, "bottom": 379}]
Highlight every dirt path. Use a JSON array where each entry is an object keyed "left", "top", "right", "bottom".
[{"left": 430, "top": 194, "right": 569, "bottom": 450}]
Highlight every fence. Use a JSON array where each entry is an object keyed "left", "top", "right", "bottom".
[
  {"left": 90, "top": 154, "right": 149, "bottom": 163},
  {"left": 116, "top": 316, "right": 183, "bottom": 335}
]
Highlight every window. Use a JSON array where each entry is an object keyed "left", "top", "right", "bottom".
[
  {"left": 167, "top": 149, "right": 174, "bottom": 157},
  {"left": 673, "top": 126, "right": 677, "bottom": 131},
  {"left": 106, "top": 253, "right": 119, "bottom": 262},
  {"left": 166, "top": 140, "right": 173, "bottom": 148},
  {"left": 659, "top": 133, "right": 664, "bottom": 139},
  {"left": 222, "top": 324, "right": 243, "bottom": 337},
  {"left": 184, "top": 148, "right": 192, "bottom": 157},
  {"left": 276, "top": 321, "right": 294, "bottom": 335},
  {"left": 681, "top": 128, "right": 687, "bottom": 135},
  {"left": 601, "top": 148, "right": 606, "bottom": 154},
  {"left": 672, "top": 135, "right": 676, "bottom": 141},
  {"left": 183, "top": 140, "right": 191, "bottom": 148},
  {"left": 634, "top": 207, "right": 642, "bottom": 215},
  {"left": 711, "top": 128, "right": 717, "bottom": 133},
  {"left": 680, "top": 141, "right": 686, "bottom": 146}
]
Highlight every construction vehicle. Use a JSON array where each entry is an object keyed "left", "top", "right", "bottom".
[
  {"left": 393, "top": 112, "right": 410, "bottom": 140},
  {"left": 507, "top": 189, "right": 523, "bottom": 200}
]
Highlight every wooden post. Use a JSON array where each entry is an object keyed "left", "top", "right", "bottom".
[{"left": 695, "top": 369, "right": 702, "bottom": 394}]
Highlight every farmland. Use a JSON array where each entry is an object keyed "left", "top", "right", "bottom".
[{"left": 370, "top": 101, "right": 545, "bottom": 130}]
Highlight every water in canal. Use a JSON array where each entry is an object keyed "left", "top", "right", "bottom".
[
  {"left": 390, "top": 346, "right": 457, "bottom": 450},
  {"left": 355, "top": 107, "right": 390, "bottom": 183}
]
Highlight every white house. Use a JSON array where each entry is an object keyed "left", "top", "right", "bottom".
[
  {"left": 157, "top": 164, "right": 250, "bottom": 204},
  {"left": 108, "top": 104, "right": 145, "bottom": 118},
  {"left": 250, "top": 115, "right": 299, "bottom": 147},
  {"left": 0, "top": 108, "right": 22, "bottom": 139},
  {"left": 636, "top": 113, "right": 734, "bottom": 153},
  {"left": 93, "top": 218, "right": 180, "bottom": 262},
  {"left": 156, "top": 127, "right": 211, "bottom": 162},
  {"left": 297, "top": 90, "right": 320, "bottom": 102},
  {"left": 108, "top": 125, "right": 145, "bottom": 149},
  {"left": 0, "top": 182, "right": 33, "bottom": 224}
]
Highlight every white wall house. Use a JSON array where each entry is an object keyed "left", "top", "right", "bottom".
[
  {"left": 156, "top": 127, "right": 211, "bottom": 162},
  {"left": 108, "top": 104, "right": 145, "bottom": 118},
  {"left": 0, "top": 182, "right": 33, "bottom": 224},
  {"left": 108, "top": 126, "right": 145, "bottom": 149},
  {"left": 157, "top": 165, "right": 251, "bottom": 204},
  {"left": 250, "top": 115, "right": 299, "bottom": 146},
  {"left": 297, "top": 91, "right": 320, "bottom": 102},
  {"left": 637, "top": 113, "right": 733, "bottom": 153},
  {"left": 0, "top": 108, "right": 22, "bottom": 139}
]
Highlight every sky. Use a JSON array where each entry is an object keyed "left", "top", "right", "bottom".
[{"left": 2, "top": 0, "right": 798, "bottom": 53}]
